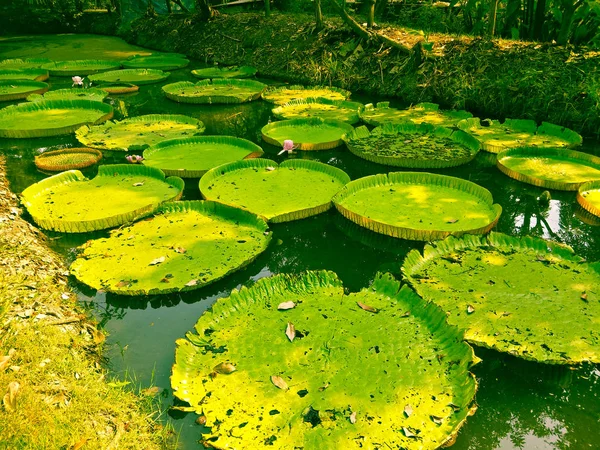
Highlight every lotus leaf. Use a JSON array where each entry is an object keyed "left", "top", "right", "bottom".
[
  {"left": 402, "top": 232, "right": 600, "bottom": 364},
  {"left": 0, "top": 80, "right": 49, "bottom": 102},
  {"left": 123, "top": 55, "right": 189, "bottom": 70},
  {"left": 577, "top": 180, "right": 600, "bottom": 218},
  {"left": 70, "top": 201, "right": 271, "bottom": 295},
  {"left": 0, "top": 99, "right": 113, "bottom": 138},
  {"left": 143, "top": 136, "right": 264, "bottom": 178},
  {"left": 75, "top": 114, "right": 205, "bottom": 151},
  {"left": 88, "top": 69, "right": 170, "bottom": 86},
  {"left": 272, "top": 98, "right": 363, "bottom": 124},
  {"left": 333, "top": 172, "right": 502, "bottom": 241},
  {"left": 171, "top": 271, "right": 478, "bottom": 449},
  {"left": 262, "top": 117, "right": 354, "bottom": 150},
  {"left": 0, "top": 58, "right": 52, "bottom": 69},
  {"left": 0, "top": 68, "right": 49, "bottom": 82},
  {"left": 496, "top": 147, "right": 600, "bottom": 191},
  {"left": 162, "top": 80, "right": 267, "bottom": 104},
  {"left": 40, "top": 60, "right": 122, "bottom": 76},
  {"left": 457, "top": 118, "right": 583, "bottom": 153},
  {"left": 343, "top": 123, "right": 480, "bottom": 168},
  {"left": 200, "top": 159, "right": 350, "bottom": 222},
  {"left": 96, "top": 83, "right": 139, "bottom": 94},
  {"left": 21, "top": 164, "right": 184, "bottom": 233},
  {"left": 262, "top": 85, "right": 351, "bottom": 105},
  {"left": 191, "top": 65, "right": 257, "bottom": 79},
  {"left": 359, "top": 102, "right": 473, "bottom": 128},
  {"left": 26, "top": 88, "right": 109, "bottom": 102},
  {"left": 35, "top": 147, "right": 102, "bottom": 172}
]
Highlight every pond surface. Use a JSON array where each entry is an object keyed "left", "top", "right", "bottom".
[{"left": 1, "top": 35, "right": 599, "bottom": 450}]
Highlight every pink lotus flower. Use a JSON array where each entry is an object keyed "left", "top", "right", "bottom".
[
  {"left": 278, "top": 139, "right": 298, "bottom": 155},
  {"left": 126, "top": 155, "right": 144, "bottom": 164},
  {"left": 72, "top": 76, "right": 83, "bottom": 87}
]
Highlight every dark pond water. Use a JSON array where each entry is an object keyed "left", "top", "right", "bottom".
[{"left": 1, "top": 35, "right": 599, "bottom": 450}]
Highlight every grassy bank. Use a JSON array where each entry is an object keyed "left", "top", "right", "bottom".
[
  {"left": 128, "top": 12, "right": 600, "bottom": 138},
  {"left": 0, "top": 157, "right": 173, "bottom": 449}
]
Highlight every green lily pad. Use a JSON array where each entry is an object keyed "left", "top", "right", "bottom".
[
  {"left": 343, "top": 123, "right": 480, "bottom": 168},
  {"left": 0, "top": 68, "right": 49, "bottom": 82},
  {"left": 0, "top": 58, "right": 52, "bottom": 69},
  {"left": 143, "top": 136, "right": 264, "bottom": 178},
  {"left": 26, "top": 88, "right": 109, "bottom": 102},
  {"left": 88, "top": 68, "right": 170, "bottom": 86},
  {"left": 21, "top": 164, "right": 184, "bottom": 233},
  {"left": 123, "top": 55, "right": 189, "bottom": 70},
  {"left": 0, "top": 99, "right": 113, "bottom": 138},
  {"left": 171, "top": 271, "right": 478, "bottom": 449},
  {"left": 0, "top": 80, "right": 49, "bottom": 102},
  {"left": 496, "top": 147, "right": 600, "bottom": 191},
  {"left": 162, "top": 79, "right": 267, "bottom": 104},
  {"left": 75, "top": 114, "right": 205, "bottom": 151},
  {"left": 34, "top": 147, "right": 102, "bottom": 172},
  {"left": 333, "top": 172, "right": 502, "bottom": 241},
  {"left": 70, "top": 200, "right": 271, "bottom": 295},
  {"left": 40, "top": 60, "right": 122, "bottom": 76},
  {"left": 272, "top": 98, "right": 363, "bottom": 124},
  {"left": 200, "top": 159, "right": 350, "bottom": 222},
  {"left": 457, "top": 118, "right": 583, "bottom": 153},
  {"left": 262, "top": 117, "right": 354, "bottom": 150},
  {"left": 262, "top": 84, "right": 351, "bottom": 105},
  {"left": 360, "top": 102, "right": 473, "bottom": 128},
  {"left": 577, "top": 180, "right": 600, "bottom": 218},
  {"left": 402, "top": 232, "right": 600, "bottom": 364},
  {"left": 96, "top": 83, "right": 139, "bottom": 94},
  {"left": 191, "top": 65, "right": 257, "bottom": 79}
]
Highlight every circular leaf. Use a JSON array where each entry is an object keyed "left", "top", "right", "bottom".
[
  {"left": 262, "top": 85, "right": 351, "bottom": 104},
  {"left": 577, "top": 180, "right": 600, "bottom": 218},
  {"left": 123, "top": 55, "right": 189, "bottom": 70},
  {"left": 262, "top": 117, "right": 354, "bottom": 150},
  {"left": 88, "top": 68, "right": 170, "bottom": 86},
  {"left": 96, "top": 83, "right": 139, "bottom": 94},
  {"left": 0, "top": 80, "right": 49, "bottom": 102},
  {"left": 191, "top": 65, "right": 257, "bottom": 79},
  {"left": 360, "top": 102, "right": 472, "bottom": 128},
  {"left": 41, "top": 60, "right": 122, "bottom": 76},
  {"left": 272, "top": 98, "right": 363, "bottom": 124},
  {"left": 26, "top": 88, "right": 108, "bottom": 102},
  {"left": 0, "top": 58, "right": 52, "bottom": 69},
  {"left": 34, "top": 147, "right": 102, "bottom": 172},
  {"left": 162, "top": 79, "right": 267, "bottom": 104},
  {"left": 0, "top": 68, "right": 49, "bottom": 82}
]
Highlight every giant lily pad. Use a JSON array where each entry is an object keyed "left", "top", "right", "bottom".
[
  {"left": 200, "top": 159, "right": 350, "bottom": 222},
  {"left": 262, "top": 85, "right": 351, "bottom": 105},
  {"left": 191, "top": 65, "right": 257, "bottom": 79},
  {"left": 76, "top": 114, "right": 205, "bottom": 151},
  {"left": 0, "top": 99, "right": 113, "bottom": 138},
  {"left": 162, "top": 79, "right": 267, "bottom": 104},
  {"left": 360, "top": 102, "right": 473, "bottom": 128},
  {"left": 262, "top": 117, "right": 354, "bottom": 151},
  {"left": 457, "top": 118, "right": 583, "bottom": 153},
  {"left": 41, "top": 60, "right": 121, "bottom": 76},
  {"left": 496, "top": 147, "right": 600, "bottom": 191},
  {"left": 0, "top": 68, "right": 49, "bottom": 82},
  {"left": 123, "top": 55, "right": 189, "bottom": 70},
  {"left": 96, "top": 83, "right": 139, "bottom": 95},
  {"left": 26, "top": 87, "right": 109, "bottom": 102},
  {"left": 143, "top": 136, "right": 263, "bottom": 178},
  {"left": 70, "top": 200, "right": 271, "bottom": 295},
  {"left": 272, "top": 98, "right": 363, "bottom": 124},
  {"left": 343, "top": 123, "right": 480, "bottom": 168},
  {"left": 21, "top": 164, "right": 184, "bottom": 233},
  {"left": 35, "top": 147, "right": 102, "bottom": 172},
  {"left": 333, "top": 172, "right": 502, "bottom": 241},
  {"left": 577, "top": 180, "right": 600, "bottom": 218},
  {"left": 0, "top": 80, "right": 49, "bottom": 102},
  {"left": 402, "top": 232, "right": 600, "bottom": 364},
  {"left": 172, "top": 271, "right": 478, "bottom": 449},
  {"left": 0, "top": 58, "right": 52, "bottom": 69},
  {"left": 88, "top": 68, "right": 170, "bottom": 86}
]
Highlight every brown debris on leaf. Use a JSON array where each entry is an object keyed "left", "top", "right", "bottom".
[{"left": 271, "top": 375, "right": 288, "bottom": 390}]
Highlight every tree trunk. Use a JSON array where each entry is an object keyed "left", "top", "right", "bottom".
[
  {"left": 532, "top": 0, "right": 546, "bottom": 40},
  {"left": 315, "top": 0, "right": 323, "bottom": 30},
  {"left": 165, "top": 0, "right": 171, "bottom": 13},
  {"left": 375, "top": 0, "right": 389, "bottom": 17},
  {"left": 195, "top": 0, "right": 213, "bottom": 20},
  {"left": 264, "top": 0, "right": 270, "bottom": 17},
  {"left": 367, "top": 0, "right": 376, "bottom": 28}
]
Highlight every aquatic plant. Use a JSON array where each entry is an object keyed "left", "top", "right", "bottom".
[
  {"left": 162, "top": 79, "right": 267, "bottom": 104},
  {"left": 0, "top": 80, "right": 49, "bottom": 102},
  {"left": 272, "top": 98, "right": 363, "bottom": 124},
  {"left": 359, "top": 102, "right": 473, "bottom": 128},
  {"left": 88, "top": 68, "right": 170, "bottom": 86},
  {"left": 262, "top": 117, "right": 354, "bottom": 150},
  {"left": 41, "top": 60, "right": 122, "bottom": 76},
  {"left": 191, "top": 65, "right": 257, "bottom": 79},
  {"left": 123, "top": 54, "right": 189, "bottom": 70},
  {"left": 34, "top": 148, "right": 102, "bottom": 172},
  {"left": 26, "top": 88, "right": 109, "bottom": 102},
  {"left": 262, "top": 84, "right": 351, "bottom": 104},
  {"left": 577, "top": 180, "right": 600, "bottom": 219}
]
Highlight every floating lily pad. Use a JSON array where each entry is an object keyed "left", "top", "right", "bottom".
[
  {"left": 200, "top": 159, "right": 350, "bottom": 222},
  {"left": 191, "top": 65, "right": 257, "bottom": 79},
  {"left": 262, "top": 117, "right": 354, "bottom": 150},
  {"left": 402, "top": 232, "right": 600, "bottom": 364},
  {"left": 577, "top": 180, "right": 600, "bottom": 218},
  {"left": 41, "top": 60, "right": 122, "bottom": 76},
  {"left": 343, "top": 123, "right": 480, "bottom": 168},
  {"left": 0, "top": 68, "right": 49, "bottom": 82},
  {"left": 0, "top": 80, "right": 49, "bottom": 102},
  {"left": 333, "top": 172, "right": 502, "bottom": 241},
  {"left": 0, "top": 99, "right": 113, "bottom": 138},
  {"left": 162, "top": 79, "right": 267, "bottom": 104},
  {"left": 123, "top": 55, "right": 189, "bottom": 70},
  {"left": 26, "top": 87, "right": 108, "bottom": 102},
  {"left": 34, "top": 147, "right": 102, "bottom": 172},
  {"left": 96, "top": 83, "right": 139, "bottom": 94},
  {"left": 262, "top": 85, "right": 351, "bottom": 105},
  {"left": 360, "top": 102, "right": 473, "bottom": 128},
  {"left": 172, "top": 271, "right": 477, "bottom": 448},
  {"left": 497, "top": 147, "right": 600, "bottom": 191},
  {"left": 457, "top": 118, "right": 583, "bottom": 153},
  {"left": 88, "top": 68, "right": 169, "bottom": 86},
  {"left": 70, "top": 200, "right": 271, "bottom": 295},
  {"left": 76, "top": 114, "right": 205, "bottom": 151},
  {"left": 143, "top": 136, "right": 264, "bottom": 178},
  {"left": 272, "top": 98, "right": 363, "bottom": 124},
  {"left": 0, "top": 58, "right": 52, "bottom": 69},
  {"left": 21, "top": 164, "right": 184, "bottom": 233}
]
